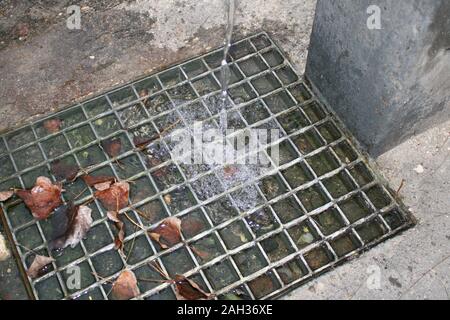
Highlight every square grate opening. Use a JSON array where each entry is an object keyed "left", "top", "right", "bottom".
[{"left": 0, "top": 32, "right": 414, "bottom": 300}]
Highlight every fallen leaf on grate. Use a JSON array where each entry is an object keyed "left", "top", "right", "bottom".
[
  {"left": 0, "top": 190, "right": 14, "bottom": 202},
  {"left": 147, "top": 262, "right": 211, "bottom": 300},
  {"left": 50, "top": 160, "right": 79, "bottom": 181},
  {"left": 107, "top": 211, "right": 125, "bottom": 250},
  {"left": 149, "top": 217, "right": 182, "bottom": 249},
  {"left": 43, "top": 119, "right": 62, "bottom": 134},
  {"left": 94, "top": 181, "right": 130, "bottom": 211},
  {"left": 16, "top": 177, "right": 62, "bottom": 220},
  {"left": 49, "top": 204, "right": 93, "bottom": 250},
  {"left": 174, "top": 275, "right": 212, "bottom": 300},
  {"left": 27, "top": 255, "right": 55, "bottom": 279},
  {"left": 82, "top": 175, "right": 116, "bottom": 191},
  {"left": 101, "top": 138, "right": 122, "bottom": 158},
  {"left": 111, "top": 269, "right": 140, "bottom": 300}
]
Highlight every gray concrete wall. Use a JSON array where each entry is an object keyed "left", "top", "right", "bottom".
[{"left": 306, "top": 0, "right": 450, "bottom": 156}]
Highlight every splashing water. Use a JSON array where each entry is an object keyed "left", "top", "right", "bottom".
[{"left": 218, "top": 0, "right": 236, "bottom": 133}]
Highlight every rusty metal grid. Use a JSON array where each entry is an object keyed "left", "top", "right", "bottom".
[{"left": 0, "top": 32, "right": 414, "bottom": 300}]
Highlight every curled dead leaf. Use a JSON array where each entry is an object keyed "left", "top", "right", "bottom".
[
  {"left": 43, "top": 119, "right": 62, "bottom": 134},
  {"left": 101, "top": 138, "right": 122, "bottom": 158},
  {"left": 107, "top": 211, "right": 125, "bottom": 250},
  {"left": 16, "top": 177, "right": 62, "bottom": 220},
  {"left": 94, "top": 181, "right": 130, "bottom": 212},
  {"left": 49, "top": 204, "right": 93, "bottom": 250},
  {"left": 0, "top": 190, "right": 14, "bottom": 202},
  {"left": 149, "top": 217, "right": 182, "bottom": 249},
  {"left": 27, "top": 255, "right": 55, "bottom": 279},
  {"left": 50, "top": 160, "right": 79, "bottom": 181},
  {"left": 174, "top": 275, "right": 211, "bottom": 300},
  {"left": 111, "top": 269, "right": 140, "bottom": 300}
]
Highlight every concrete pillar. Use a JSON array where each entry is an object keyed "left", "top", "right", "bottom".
[{"left": 306, "top": 0, "right": 450, "bottom": 156}]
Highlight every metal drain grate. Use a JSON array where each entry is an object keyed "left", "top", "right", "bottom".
[{"left": 0, "top": 32, "right": 414, "bottom": 300}]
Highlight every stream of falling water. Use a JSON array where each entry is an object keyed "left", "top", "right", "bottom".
[{"left": 218, "top": 0, "right": 236, "bottom": 133}]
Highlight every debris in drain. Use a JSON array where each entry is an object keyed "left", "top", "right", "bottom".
[
  {"left": 26, "top": 255, "right": 55, "bottom": 279},
  {"left": 94, "top": 181, "right": 130, "bottom": 212},
  {"left": 50, "top": 159, "right": 79, "bottom": 182},
  {"left": 0, "top": 32, "right": 414, "bottom": 300},
  {"left": 101, "top": 138, "right": 122, "bottom": 158},
  {"left": 146, "top": 262, "right": 212, "bottom": 300},
  {"left": 111, "top": 269, "right": 140, "bottom": 300},
  {"left": 43, "top": 118, "right": 62, "bottom": 134},
  {"left": 0, "top": 191, "right": 14, "bottom": 202},
  {"left": 174, "top": 275, "right": 212, "bottom": 300},
  {"left": 82, "top": 175, "right": 116, "bottom": 190},
  {"left": 16, "top": 177, "right": 63, "bottom": 220},
  {"left": 49, "top": 204, "right": 93, "bottom": 250},
  {"left": 149, "top": 217, "right": 182, "bottom": 249},
  {"left": 107, "top": 211, "right": 125, "bottom": 250}
]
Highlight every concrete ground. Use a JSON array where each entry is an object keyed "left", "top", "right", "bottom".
[
  {"left": 0, "top": 0, "right": 315, "bottom": 133},
  {"left": 1, "top": 0, "right": 449, "bottom": 300},
  {"left": 284, "top": 119, "right": 450, "bottom": 300}
]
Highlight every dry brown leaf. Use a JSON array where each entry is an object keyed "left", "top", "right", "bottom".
[
  {"left": 0, "top": 191, "right": 14, "bottom": 202},
  {"left": 82, "top": 175, "right": 116, "bottom": 190},
  {"left": 93, "top": 181, "right": 113, "bottom": 191},
  {"left": 43, "top": 119, "right": 62, "bottom": 134},
  {"left": 27, "top": 255, "right": 55, "bottom": 279},
  {"left": 101, "top": 138, "right": 122, "bottom": 158},
  {"left": 49, "top": 204, "right": 93, "bottom": 250},
  {"left": 94, "top": 181, "right": 129, "bottom": 212},
  {"left": 174, "top": 275, "right": 211, "bottom": 300},
  {"left": 16, "top": 177, "right": 62, "bottom": 220},
  {"left": 50, "top": 160, "right": 79, "bottom": 181},
  {"left": 111, "top": 269, "right": 140, "bottom": 300},
  {"left": 107, "top": 211, "right": 125, "bottom": 250},
  {"left": 149, "top": 217, "right": 182, "bottom": 249}
]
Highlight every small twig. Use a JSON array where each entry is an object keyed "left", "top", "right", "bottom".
[
  {"left": 125, "top": 225, "right": 138, "bottom": 264},
  {"left": 134, "top": 119, "right": 182, "bottom": 152},
  {"left": 114, "top": 159, "right": 125, "bottom": 170},
  {"left": 148, "top": 261, "right": 171, "bottom": 281},
  {"left": 15, "top": 243, "right": 40, "bottom": 256},
  {"left": 81, "top": 197, "right": 95, "bottom": 207},
  {"left": 137, "top": 277, "right": 169, "bottom": 283},
  {"left": 134, "top": 207, "right": 151, "bottom": 220},
  {"left": 395, "top": 179, "right": 406, "bottom": 197},
  {"left": 91, "top": 271, "right": 114, "bottom": 283},
  {"left": 399, "top": 254, "right": 450, "bottom": 299},
  {"left": 123, "top": 211, "right": 146, "bottom": 231},
  {"left": 72, "top": 186, "right": 89, "bottom": 201}
]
